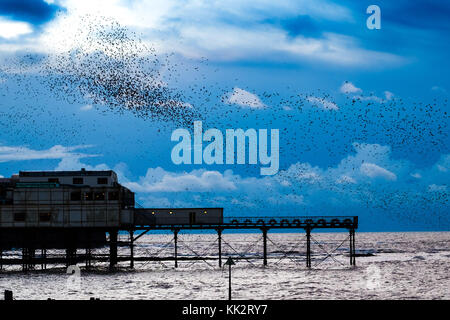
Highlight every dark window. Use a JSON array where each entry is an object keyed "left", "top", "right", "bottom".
[
  {"left": 70, "top": 191, "right": 81, "bottom": 201},
  {"left": 94, "top": 192, "right": 105, "bottom": 201},
  {"left": 48, "top": 178, "right": 59, "bottom": 183},
  {"left": 97, "top": 178, "right": 108, "bottom": 185},
  {"left": 73, "top": 177, "right": 83, "bottom": 185},
  {"left": 14, "top": 212, "right": 26, "bottom": 222},
  {"left": 108, "top": 192, "right": 119, "bottom": 201},
  {"left": 84, "top": 192, "right": 93, "bottom": 201},
  {"left": 39, "top": 212, "right": 52, "bottom": 222}
]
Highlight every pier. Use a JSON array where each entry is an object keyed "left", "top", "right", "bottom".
[
  {"left": 0, "top": 215, "right": 358, "bottom": 271},
  {"left": 0, "top": 170, "right": 358, "bottom": 272}
]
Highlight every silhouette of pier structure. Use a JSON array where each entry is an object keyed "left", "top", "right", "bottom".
[
  {"left": 0, "top": 170, "right": 358, "bottom": 272},
  {"left": 0, "top": 215, "right": 358, "bottom": 271}
]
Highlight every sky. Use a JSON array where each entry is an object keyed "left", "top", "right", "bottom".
[{"left": 0, "top": 0, "right": 448, "bottom": 231}]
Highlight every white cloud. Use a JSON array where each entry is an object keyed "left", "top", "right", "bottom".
[
  {"left": 307, "top": 96, "right": 338, "bottom": 110},
  {"left": 336, "top": 175, "right": 356, "bottom": 184},
  {"left": 80, "top": 104, "right": 93, "bottom": 111},
  {"left": 340, "top": 81, "right": 361, "bottom": 94},
  {"left": 226, "top": 87, "right": 265, "bottom": 108},
  {"left": 125, "top": 168, "right": 237, "bottom": 192},
  {"left": 384, "top": 91, "right": 394, "bottom": 100},
  {"left": 0, "top": 18, "right": 33, "bottom": 39},
  {"left": 360, "top": 162, "right": 397, "bottom": 181},
  {"left": 352, "top": 94, "right": 384, "bottom": 103},
  {"left": 428, "top": 184, "right": 447, "bottom": 192},
  {"left": 0, "top": 144, "right": 98, "bottom": 162},
  {"left": 431, "top": 86, "right": 446, "bottom": 93},
  {"left": 0, "top": 1, "right": 403, "bottom": 68},
  {"left": 55, "top": 156, "right": 109, "bottom": 171}
]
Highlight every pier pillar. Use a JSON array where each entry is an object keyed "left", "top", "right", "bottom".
[
  {"left": 352, "top": 228, "right": 356, "bottom": 266},
  {"left": 262, "top": 228, "right": 268, "bottom": 266},
  {"left": 130, "top": 230, "right": 134, "bottom": 269},
  {"left": 66, "top": 248, "right": 77, "bottom": 267},
  {"left": 41, "top": 249, "right": 47, "bottom": 270},
  {"left": 85, "top": 230, "right": 91, "bottom": 270},
  {"left": 22, "top": 247, "right": 35, "bottom": 271},
  {"left": 217, "top": 229, "right": 223, "bottom": 267},
  {"left": 349, "top": 229, "right": 353, "bottom": 266},
  {"left": 173, "top": 229, "right": 179, "bottom": 268},
  {"left": 85, "top": 248, "right": 91, "bottom": 270},
  {"left": 65, "top": 229, "right": 77, "bottom": 267},
  {"left": 109, "top": 229, "right": 118, "bottom": 270},
  {"left": 22, "top": 247, "right": 28, "bottom": 272},
  {"left": 306, "top": 228, "right": 311, "bottom": 268}
]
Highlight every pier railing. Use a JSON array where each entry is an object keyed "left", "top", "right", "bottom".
[{"left": 133, "top": 216, "right": 358, "bottom": 229}]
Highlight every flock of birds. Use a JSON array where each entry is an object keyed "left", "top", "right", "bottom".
[{"left": 0, "top": 18, "right": 448, "bottom": 226}]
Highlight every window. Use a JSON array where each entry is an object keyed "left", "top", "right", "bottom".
[
  {"left": 70, "top": 191, "right": 81, "bottom": 201},
  {"left": 73, "top": 177, "right": 83, "bottom": 185},
  {"left": 39, "top": 212, "right": 52, "bottom": 222},
  {"left": 14, "top": 212, "right": 26, "bottom": 222},
  {"left": 94, "top": 192, "right": 105, "bottom": 201},
  {"left": 108, "top": 192, "right": 119, "bottom": 201},
  {"left": 48, "top": 178, "right": 59, "bottom": 183},
  {"left": 84, "top": 192, "right": 93, "bottom": 201},
  {"left": 97, "top": 177, "right": 108, "bottom": 185}
]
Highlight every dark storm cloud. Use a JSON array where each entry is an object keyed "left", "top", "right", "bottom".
[{"left": 0, "top": 0, "right": 64, "bottom": 25}]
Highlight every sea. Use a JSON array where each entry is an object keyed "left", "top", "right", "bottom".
[{"left": 0, "top": 232, "right": 449, "bottom": 300}]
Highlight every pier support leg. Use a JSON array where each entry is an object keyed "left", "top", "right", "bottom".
[
  {"left": 41, "top": 249, "right": 46, "bottom": 270},
  {"left": 217, "top": 229, "right": 222, "bottom": 267},
  {"left": 130, "top": 230, "right": 134, "bottom": 269},
  {"left": 85, "top": 230, "right": 91, "bottom": 270},
  {"left": 66, "top": 248, "right": 76, "bottom": 267},
  {"left": 22, "top": 247, "right": 28, "bottom": 272},
  {"left": 22, "top": 247, "right": 35, "bottom": 271},
  {"left": 173, "top": 229, "right": 179, "bottom": 268},
  {"left": 109, "top": 229, "right": 118, "bottom": 270},
  {"left": 262, "top": 228, "right": 268, "bottom": 266},
  {"left": 85, "top": 248, "right": 91, "bottom": 270},
  {"left": 306, "top": 228, "right": 311, "bottom": 268},
  {"left": 349, "top": 229, "right": 353, "bottom": 266},
  {"left": 352, "top": 228, "right": 356, "bottom": 266}
]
